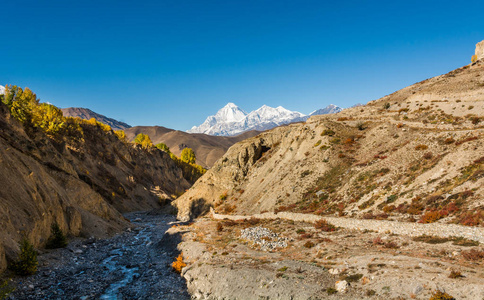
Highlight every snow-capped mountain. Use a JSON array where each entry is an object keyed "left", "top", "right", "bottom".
[
  {"left": 0, "top": 85, "right": 5, "bottom": 95},
  {"left": 189, "top": 103, "right": 344, "bottom": 136},
  {"left": 188, "top": 103, "right": 306, "bottom": 136},
  {"left": 309, "top": 104, "right": 343, "bottom": 116},
  {"left": 188, "top": 103, "right": 247, "bottom": 135}
]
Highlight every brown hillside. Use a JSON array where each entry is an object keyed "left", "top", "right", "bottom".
[
  {"left": 175, "top": 56, "right": 484, "bottom": 225},
  {"left": 0, "top": 102, "right": 190, "bottom": 273},
  {"left": 61, "top": 107, "right": 131, "bottom": 130},
  {"left": 124, "top": 126, "right": 260, "bottom": 168}
]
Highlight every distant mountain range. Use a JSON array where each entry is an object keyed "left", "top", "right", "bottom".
[
  {"left": 61, "top": 107, "right": 131, "bottom": 131},
  {"left": 188, "top": 103, "right": 342, "bottom": 136}
]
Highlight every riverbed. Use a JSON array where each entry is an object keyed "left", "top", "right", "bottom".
[{"left": 8, "top": 211, "right": 190, "bottom": 300}]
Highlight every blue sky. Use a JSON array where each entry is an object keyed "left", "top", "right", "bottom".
[{"left": 2, "top": 1, "right": 483, "bottom": 130}]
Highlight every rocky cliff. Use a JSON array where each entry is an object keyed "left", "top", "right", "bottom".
[
  {"left": 175, "top": 56, "right": 484, "bottom": 225},
  {"left": 0, "top": 102, "right": 190, "bottom": 273}
]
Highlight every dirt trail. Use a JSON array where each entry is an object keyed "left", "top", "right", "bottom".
[
  {"left": 211, "top": 208, "right": 484, "bottom": 242},
  {"left": 8, "top": 212, "right": 189, "bottom": 300}
]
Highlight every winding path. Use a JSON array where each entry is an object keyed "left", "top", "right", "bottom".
[{"left": 211, "top": 208, "right": 484, "bottom": 243}]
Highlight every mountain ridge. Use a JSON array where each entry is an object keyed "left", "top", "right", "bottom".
[
  {"left": 61, "top": 107, "right": 131, "bottom": 131},
  {"left": 188, "top": 103, "right": 342, "bottom": 136}
]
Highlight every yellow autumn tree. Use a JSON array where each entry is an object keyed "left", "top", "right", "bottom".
[
  {"left": 134, "top": 133, "right": 153, "bottom": 149},
  {"left": 181, "top": 148, "right": 196, "bottom": 164},
  {"left": 471, "top": 55, "right": 478, "bottom": 63}
]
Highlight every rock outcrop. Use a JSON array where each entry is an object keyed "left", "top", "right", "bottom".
[
  {"left": 0, "top": 102, "right": 190, "bottom": 273},
  {"left": 476, "top": 40, "right": 484, "bottom": 61}
]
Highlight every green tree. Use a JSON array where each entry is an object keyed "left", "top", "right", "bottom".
[
  {"left": 181, "top": 148, "right": 196, "bottom": 164},
  {"left": 10, "top": 237, "right": 38, "bottom": 276},
  {"left": 134, "top": 133, "right": 153, "bottom": 149},
  {"left": 45, "top": 221, "right": 68, "bottom": 249},
  {"left": 155, "top": 142, "right": 171, "bottom": 153}
]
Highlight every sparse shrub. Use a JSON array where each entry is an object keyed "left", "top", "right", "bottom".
[
  {"left": 343, "top": 137, "right": 355, "bottom": 145},
  {"left": 246, "top": 217, "right": 261, "bottom": 226},
  {"left": 0, "top": 279, "right": 14, "bottom": 300},
  {"left": 172, "top": 253, "right": 187, "bottom": 273},
  {"left": 461, "top": 249, "right": 484, "bottom": 261},
  {"left": 296, "top": 229, "right": 306, "bottom": 234},
  {"left": 298, "top": 233, "right": 313, "bottom": 240},
  {"left": 356, "top": 122, "right": 366, "bottom": 130},
  {"left": 337, "top": 117, "right": 349, "bottom": 121},
  {"left": 415, "top": 144, "right": 428, "bottom": 150},
  {"left": 382, "top": 205, "right": 395, "bottom": 213},
  {"left": 419, "top": 210, "right": 442, "bottom": 223},
  {"left": 303, "top": 241, "right": 315, "bottom": 248},
  {"left": 326, "top": 287, "right": 337, "bottom": 295},
  {"left": 455, "top": 136, "right": 478, "bottom": 146},
  {"left": 343, "top": 273, "right": 363, "bottom": 282},
  {"left": 313, "top": 140, "right": 322, "bottom": 147},
  {"left": 423, "top": 152, "right": 433, "bottom": 160},
  {"left": 471, "top": 54, "right": 478, "bottom": 63},
  {"left": 452, "top": 237, "right": 479, "bottom": 247},
  {"left": 277, "top": 266, "right": 288, "bottom": 272},
  {"left": 10, "top": 237, "right": 38, "bottom": 276},
  {"left": 314, "top": 219, "right": 336, "bottom": 232},
  {"left": 384, "top": 241, "right": 399, "bottom": 249},
  {"left": 396, "top": 123, "right": 404, "bottom": 128},
  {"left": 448, "top": 270, "right": 464, "bottom": 279},
  {"left": 372, "top": 237, "right": 384, "bottom": 245},
  {"left": 220, "top": 192, "right": 227, "bottom": 201},
  {"left": 429, "top": 290, "right": 455, "bottom": 300},
  {"left": 383, "top": 102, "right": 390, "bottom": 109},
  {"left": 412, "top": 235, "right": 450, "bottom": 244},
  {"left": 470, "top": 116, "right": 481, "bottom": 125},
  {"left": 216, "top": 223, "right": 223, "bottom": 232},
  {"left": 321, "top": 129, "right": 335, "bottom": 136},
  {"left": 468, "top": 105, "right": 474, "bottom": 110},
  {"left": 444, "top": 137, "right": 455, "bottom": 144},
  {"left": 45, "top": 221, "right": 68, "bottom": 249}
]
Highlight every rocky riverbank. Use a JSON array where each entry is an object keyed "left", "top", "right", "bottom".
[{"left": 6, "top": 211, "right": 189, "bottom": 300}]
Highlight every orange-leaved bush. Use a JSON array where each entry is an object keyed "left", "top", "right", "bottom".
[{"left": 172, "top": 253, "right": 187, "bottom": 273}]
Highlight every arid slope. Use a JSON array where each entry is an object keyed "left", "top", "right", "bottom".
[
  {"left": 175, "top": 58, "right": 484, "bottom": 225},
  {"left": 0, "top": 102, "right": 190, "bottom": 273}
]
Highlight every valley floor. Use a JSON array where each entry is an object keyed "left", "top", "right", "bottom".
[
  {"left": 6, "top": 212, "right": 189, "bottom": 300},
  {"left": 172, "top": 213, "right": 484, "bottom": 300}
]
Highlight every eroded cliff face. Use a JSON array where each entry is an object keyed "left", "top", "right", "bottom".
[
  {"left": 0, "top": 102, "right": 190, "bottom": 272},
  {"left": 175, "top": 59, "right": 484, "bottom": 225}
]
